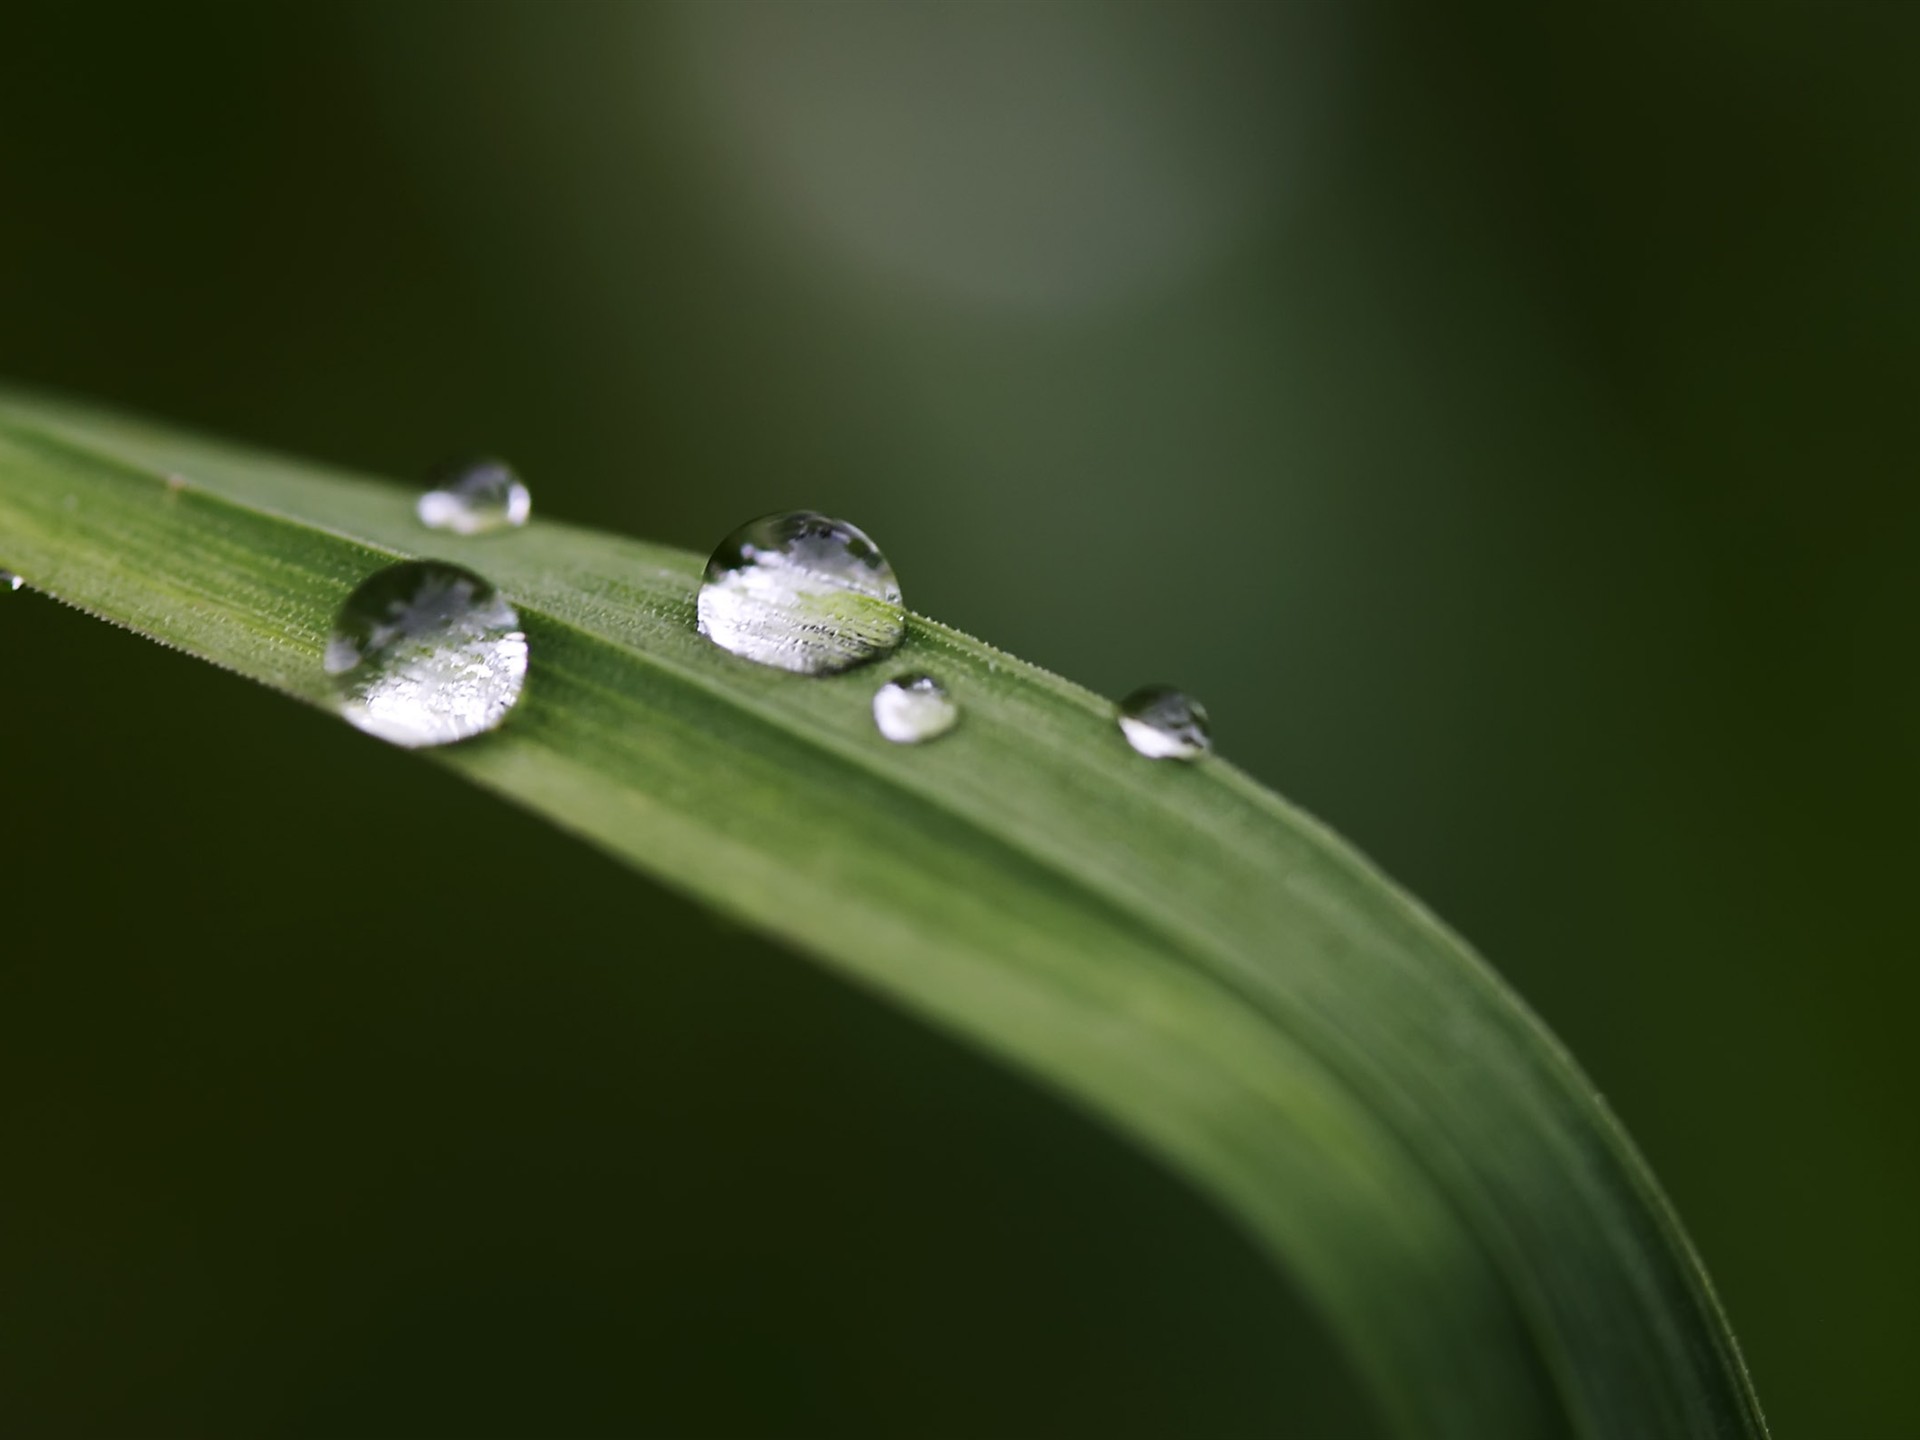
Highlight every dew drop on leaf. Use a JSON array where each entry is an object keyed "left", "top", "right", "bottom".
[
  {"left": 1118, "top": 685, "right": 1212, "bottom": 761},
  {"left": 416, "top": 457, "right": 531, "bottom": 536},
  {"left": 325, "top": 560, "right": 529, "bottom": 748},
  {"left": 873, "top": 672, "right": 958, "bottom": 744},
  {"left": 696, "top": 510, "right": 905, "bottom": 674},
  {"left": 1, "top": 570, "right": 22, "bottom": 592}
]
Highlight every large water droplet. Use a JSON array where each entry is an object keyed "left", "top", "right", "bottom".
[
  {"left": 696, "top": 511, "right": 905, "bottom": 674},
  {"left": 873, "top": 672, "right": 958, "bottom": 744},
  {"left": 416, "top": 457, "right": 531, "bottom": 536},
  {"left": 1117, "top": 685, "right": 1212, "bottom": 761},
  {"left": 325, "top": 561, "right": 529, "bottom": 748},
  {"left": 1, "top": 570, "right": 22, "bottom": 592}
]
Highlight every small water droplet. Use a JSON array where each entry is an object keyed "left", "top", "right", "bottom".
[
  {"left": 416, "top": 457, "right": 531, "bottom": 536},
  {"left": 325, "top": 561, "right": 528, "bottom": 748},
  {"left": 1, "top": 570, "right": 22, "bottom": 592},
  {"left": 1117, "top": 685, "right": 1212, "bottom": 761},
  {"left": 873, "top": 672, "right": 958, "bottom": 744},
  {"left": 696, "top": 511, "right": 905, "bottom": 674}
]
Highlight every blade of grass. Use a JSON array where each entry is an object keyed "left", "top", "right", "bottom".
[{"left": 0, "top": 385, "right": 1765, "bottom": 1439}]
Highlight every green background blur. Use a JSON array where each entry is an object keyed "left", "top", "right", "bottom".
[{"left": 2, "top": 3, "right": 1914, "bottom": 1435}]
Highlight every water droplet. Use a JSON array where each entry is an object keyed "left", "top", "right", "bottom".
[
  {"left": 1, "top": 570, "right": 22, "bottom": 592},
  {"left": 416, "top": 457, "right": 531, "bottom": 536},
  {"left": 325, "top": 561, "right": 529, "bottom": 748},
  {"left": 696, "top": 511, "right": 905, "bottom": 674},
  {"left": 1117, "top": 685, "right": 1212, "bottom": 761},
  {"left": 873, "top": 672, "right": 958, "bottom": 744}
]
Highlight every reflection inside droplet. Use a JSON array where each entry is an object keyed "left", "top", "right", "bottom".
[
  {"left": 1117, "top": 684, "right": 1212, "bottom": 761},
  {"left": 416, "top": 457, "right": 532, "bottom": 536},
  {"left": 696, "top": 510, "right": 905, "bottom": 675},
  {"left": 873, "top": 672, "right": 958, "bottom": 744},
  {"left": 326, "top": 560, "right": 529, "bottom": 748}
]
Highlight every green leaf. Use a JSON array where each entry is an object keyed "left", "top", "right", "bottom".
[{"left": 0, "top": 385, "right": 1765, "bottom": 1439}]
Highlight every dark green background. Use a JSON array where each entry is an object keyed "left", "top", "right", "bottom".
[{"left": 3, "top": 3, "right": 1913, "bottom": 1435}]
